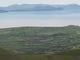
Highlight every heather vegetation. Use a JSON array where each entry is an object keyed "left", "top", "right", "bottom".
[
  {"left": 0, "top": 48, "right": 80, "bottom": 60},
  {"left": 0, "top": 25, "right": 80, "bottom": 55}
]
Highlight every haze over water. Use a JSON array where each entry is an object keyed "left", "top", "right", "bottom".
[{"left": 0, "top": 11, "right": 80, "bottom": 28}]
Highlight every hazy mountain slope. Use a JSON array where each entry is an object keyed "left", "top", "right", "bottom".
[
  {"left": 0, "top": 4, "right": 80, "bottom": 12},
  {"left": 0, "top": 4, "right": 63, "bottom": 11},
  {"left": 53, "top": 4, "right": 80, "bottom": 9}
]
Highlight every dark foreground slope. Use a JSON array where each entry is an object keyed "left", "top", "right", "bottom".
[
  {"left": 0, "top": 48, "right": 22, "bottom": 60},
  {"left": 0, "top": 25, "right": 80, "bottom": 54},
  {"left": 0, "top": 48, "right": 53, "bottom": 60},
  {"left": 50, "top": 49, "right": 80, "bottom": 60},
  {"left": 0, "top": 48, "right": 80, "bottom": 60}
]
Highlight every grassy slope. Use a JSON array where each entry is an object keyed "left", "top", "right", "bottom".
[
  {"left": 0, "top": 48, "right": 80, "bottom": 60},
  {"left": 0, "top": 48, "right": 50, "bottom": 60},
  {"left": 51, "top": 49, "right": 80, "bottom": 60},
  {"left": 0, "top": 48, "right": 21, "bottom": 60},
  {"left": 0, "top": 25, "right": 80, "bottom": 54}
]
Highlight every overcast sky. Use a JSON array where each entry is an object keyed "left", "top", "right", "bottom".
[{"left": 0, "top": 0, "right": 80, "bottom": 6}]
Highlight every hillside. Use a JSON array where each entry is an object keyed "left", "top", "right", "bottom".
[
  {"left": 0, "top": 48, "right": 80, "bottom": 60},
  {"left": 0, "top": 25, "right": 80, "bottom": 54},
  {"left": 48, "top": 49, "right": 80, "bottom": 60},
  {"left": 0, "top": 48, "right": 21, "bottom": 60}
]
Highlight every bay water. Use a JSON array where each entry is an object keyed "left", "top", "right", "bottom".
[{"left": 0, "top": 11, "right": 80, "bottom": 28}]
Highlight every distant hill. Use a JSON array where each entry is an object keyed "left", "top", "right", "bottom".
[
  {"left": 0, "top": 25, "right": 80, "bottom": 54},
  {"left": 0, "top": 4, "right": 80, "bottom": 12},
  {"left": 53, "top": 4, "right": 80, "bottom": 10},
  {"left": 0, "top": 4, "right": 63, "bottom": 11},
  {"left": 0, "top": 10, "right": 7, "bottom": 13}
]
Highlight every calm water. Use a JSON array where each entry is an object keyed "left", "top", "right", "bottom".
[{"left": 0, "top": 11, "right": 80, "bottom": 28}]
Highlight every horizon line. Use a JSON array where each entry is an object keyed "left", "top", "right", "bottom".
[{"left": 0, "top": 25, "right": 80, "bottom": 29}]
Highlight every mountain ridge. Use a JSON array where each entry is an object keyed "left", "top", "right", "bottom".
[{"left": 0, "top": 4, "right": 80, "bottom": 12}]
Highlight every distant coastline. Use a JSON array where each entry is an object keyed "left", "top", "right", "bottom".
[{"left": 0, "top": 4, "right": 80, "bottom": 12}]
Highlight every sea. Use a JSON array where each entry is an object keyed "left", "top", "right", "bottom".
[{"left": 0, "top": 10, "right": 80, "bottom": 28}]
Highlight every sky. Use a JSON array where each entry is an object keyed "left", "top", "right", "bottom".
[{"left": 0, "top": 0, "right": 80, "bottom": 6}]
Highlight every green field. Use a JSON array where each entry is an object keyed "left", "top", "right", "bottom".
[{"left": 0, "top": 25, "right": 80, "bottom": 54}]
